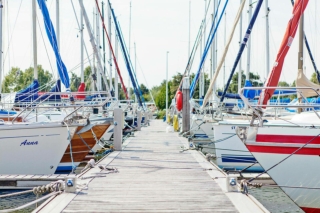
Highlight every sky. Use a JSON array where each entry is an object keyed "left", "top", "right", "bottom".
[{"left": 2, "top": 0, "right": 320, "bottom": 91}]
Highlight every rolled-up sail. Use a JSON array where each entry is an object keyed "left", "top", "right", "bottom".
[
  {"left": 258, "top": 0, "right": 308, "bottom": 106},
  {"left": 37, "top": 0, "right": 70, "bottom": 90},
  {"left": 201, "top": 0, "right": 246, "bottom": 107}
]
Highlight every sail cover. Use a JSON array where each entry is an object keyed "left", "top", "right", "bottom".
[
  {"left": 296, "top": 69, "right": 320, "bottom": 98},
  {"left": 37, "top": 0, "right": 70, "bottom": 90},
  {"left": 258, "top": 0, "right": 308, "bottom": 106},
  {"left": 15, "top": 79, "right": 39, "bottom": 103}
]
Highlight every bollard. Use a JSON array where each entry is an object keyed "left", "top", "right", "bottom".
[
  {"left": 226, "top": 175, "right": 238, "bottom": 192},
  {"left": 65, "top": 175, "right": 77, "bottom": 193},
  {"left": 182, "top": 77, "right": 190, "bottom": 134},
  {"left": 114, "top": 108, "right": 123, "bottom": 151},
  {"left": 137, "top": 111, "right": 142, "bottom": 131}
]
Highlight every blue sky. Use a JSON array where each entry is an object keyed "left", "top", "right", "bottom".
[{"left": 2, "top": 0, "right": 320, "bottom": 90}]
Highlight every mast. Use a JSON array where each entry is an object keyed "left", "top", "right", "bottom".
[
  {"left": 210, "top": 14, "right": 213, "bottom": 81},
  {"left": 80, "top": 0, "right": 84, "bottom": 83},
  {"left": 246, "top": 0, "right": 252, "bottom": 82},
  {"left": 200, "top": 0, "right": 207, "bottom": 99},
  {"left": 298, "top": 15, "right": 303, "bottom": 74},
  {"left": 95, "top": 0, "right": 129, "bottom": 99},
  {"left": 188, "top": 0, "right": 191, "bottom": 57},
  {"left": 102, "top": 1, "right": 106, "bottom": 87},
  {"left": 237, "top": 0, "right": 243, "bottom": 94},
  {"left": 128, "top": 1, "right": 132, "bottom": 100},
  {"left": 223, "top": 10, "right": 226, "bottom": 91},
  {"left": 106, "top": 1, "right": 112, "bottom": 93},
  {"left": 115, "top": 28, "right": 119, "bottom": 99},
  {"left": 134, "top": 42, "right": 137, "bottom": 103},
  {"left": 258, "top": 0, "right": 308, "bottom": 107},
  {"left": 56, "top": 0, "right": 60, "bottom": 50},
  {"left": 96, "top": 7, "right": 101, "bottom": 90},
  {"left": 201, "top": 0, "right": 246, "bottom": 108},
  {"left": 166, "top": 51, "right": 169, "bottom": 121},
  {"left": 297, "top": 13, "right": 304, "bottom": 113},
  {"left": 0, "top": 0, "right": 3, "bottom": 94},
  {"left": 220, "top": 0, "right": 263, "bottom": 103},
  {"left": 265, "top": 0, "right": 270, "bottom": 78},
  {"left": 32, "top": 0, "right": 38, "bottom": 80},
  {"left": 92, "top": 8, "right": 96, "bottom": 91},
  {"left": 78, "top": 0, "right": 112, "bottom": 96},
  {"left": 212, "top": 0, "right": 218, "bottom": 101}
]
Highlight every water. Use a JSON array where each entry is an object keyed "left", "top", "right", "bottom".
[
  {"left": 249, "top": 187, "right": 303, "bottom": 213},
  {"left": 199, "top": 147, "right": 303, "bottom": 213},
  {"left": 0, "top": 190, "right": 46, "bottom": 212}
]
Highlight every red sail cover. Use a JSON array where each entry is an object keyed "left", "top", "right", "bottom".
[
  {"left": 76, "top": 82, "right": 86, "bottom": 100},
  {"left": 176, "top": 90, "right": 183, "bottom": 111},
  {"left": 258, "top": 0, "right": 308, "bottom": 107}
]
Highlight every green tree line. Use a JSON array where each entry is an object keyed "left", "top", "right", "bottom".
[{"left": 1, "top": 65, "right": 152, "bottom": 102}]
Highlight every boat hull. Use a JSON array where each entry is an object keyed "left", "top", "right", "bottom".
[
  {"left": 57, "top": 123, "right": 110, "bottom": 172},
  {"left": 212, "top": 121, "right": 263, "bottom": 172},
  {"left": 0, "top": 123, "right": 76, "bottom": 175},
  {"left": 243, "top": 126, "right": 320, "bottom": 211}
]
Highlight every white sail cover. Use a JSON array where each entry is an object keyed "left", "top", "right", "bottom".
[{"left": 296, "top": 69, "right": 320, "bottom": 98}]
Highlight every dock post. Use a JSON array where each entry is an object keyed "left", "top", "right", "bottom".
[
  {"left": 137, "top": 110, "right": 142, "bottom": 131},
  {"left": 114, "top": 108, "right": 123, "bottom": 151},
  {"left": 182, "top": 77, "right": 190, "bottom": 134}
]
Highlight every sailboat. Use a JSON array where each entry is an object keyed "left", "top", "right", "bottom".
[{"left": 236, "top": 0, "right": 320, "bottom": 212}]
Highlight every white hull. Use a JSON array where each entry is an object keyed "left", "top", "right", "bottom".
[
  {"left": 213, "top": 121, "right": 263, "bottom": 172},
  {"left": 243, "top": 123, "right": 320, "bottom": 212},
  {"left": 190, "top": 115, "right": 214, "bottom": 139},
  {"left": 0, "top": 123, "right": 76, "bottom": 175}
]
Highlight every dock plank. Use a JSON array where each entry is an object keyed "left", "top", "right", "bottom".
[{"left": 38, "top": 120, "right": 267, "bottom": 213}]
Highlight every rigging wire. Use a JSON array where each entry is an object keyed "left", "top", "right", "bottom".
[
  {"left": 3, "top": 0, "right": 23, "bottom": 71},
  {"left": 36, "top": 13, "right": 56, "bottom": 80},
  {"left": 136, "top": 55, "right": 157, "bottom": 108},
  {"left": 248, "top": 133, "right": 320, "bottom": 183}
]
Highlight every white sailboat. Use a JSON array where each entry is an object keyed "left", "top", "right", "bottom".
[{"left": 236, "top": 0, "right": 320, "bottom": 211}]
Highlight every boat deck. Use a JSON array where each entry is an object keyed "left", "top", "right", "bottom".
[{"left": 36, "top": 119, "right": 268, "bottom": 213}]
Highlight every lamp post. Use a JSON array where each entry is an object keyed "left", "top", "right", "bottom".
[{"left": 166, "top": 51, "right": 169, "bottom": 122}]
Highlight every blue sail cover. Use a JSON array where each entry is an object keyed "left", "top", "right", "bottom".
[
  {"left": 218, "top": 89, "right": 296, "bottom": 100},
  {"left": 39, "top": 79, "right": 61, "bottom": 101},
  {"left": 37, "top": 0, "right": 70, "bottom": 89},
  {"left": 15, "top": 79, "right": 39, "bottom": 103},
  {"left": 243, "top": 80, "right": 256, "bottom": 99}
]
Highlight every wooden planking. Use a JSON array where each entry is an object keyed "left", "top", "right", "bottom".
[{"left": 59, "top": 120, "right": 238, "bottom": 213}]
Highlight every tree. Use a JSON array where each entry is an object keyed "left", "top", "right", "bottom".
[
  {"left": 278, "top": 81, "right": 289, "bottom": 87},
  {"left": 70, "top": 66, "right": 95, "bottom": 92},
  {"left": 155, "top": 82, "right": 167, "bottom": 110},
  {"left": 2, "top": 65, "right": 52, "bottom": 92},
  {"left": 227, "top": 71, "right": 263, "bottom": 93},
  {"left": 310, "top": 72, "right": 320, "bottom": 84},
  {"left": 140, "top": 84, "right": 149, "bottom": 95}
]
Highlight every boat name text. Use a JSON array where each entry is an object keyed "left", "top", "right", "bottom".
[{"left": 20, "top": 140, "right": 38, "bottom": 146}]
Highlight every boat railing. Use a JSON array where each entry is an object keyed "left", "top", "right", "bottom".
[
  {"left": 11, "top": 91, "right": 111, "bottom": 124},
  {"left": 238, "top": 86, "right": 320, "bottom": 126}
]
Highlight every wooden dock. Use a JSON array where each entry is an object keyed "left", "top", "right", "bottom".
[{"left": 36, "top": 119, "right": 269, "bottom": 213}]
